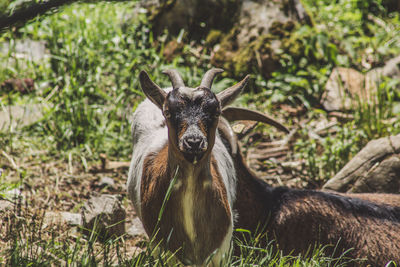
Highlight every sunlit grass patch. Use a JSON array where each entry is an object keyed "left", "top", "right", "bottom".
[{"left": 0, "top": 199, "right": 360, "bottom": 266}]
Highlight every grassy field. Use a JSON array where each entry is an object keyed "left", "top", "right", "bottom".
[{"left": 0, "top": 0, "right": 400, "bottom": 265}]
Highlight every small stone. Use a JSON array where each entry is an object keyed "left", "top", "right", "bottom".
[
  {"left": 60, "top": 212, "right": 83, "bottom": 226},
  {"left": 4, "top": 188, "right": 23, "bottom": 200},
  {"left": 82, "top": 194, "right": 126, "bottom": 241},
  {"left": 0, "top": 200, "right": 13, "bottom": 212},
  {"left": 322, "top": 57, "right": 400, "bottom": 112},
  {"left": 1, "top": 78, "right": 35, "bottom": 93},
  {"left": 126, "top": 217, "right": 147, "bottom": 238},
  {"left": 99, "top": 177, "right": 115, "bottom": 187},
  {"left": 43, "top": 211, "right": 82, "bottom": 226}
]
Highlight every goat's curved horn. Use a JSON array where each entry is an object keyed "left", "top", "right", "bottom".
[
  {"left": 162, "top": 69, "right": 185, "bottom": 89},
  {"left": 217, "top": 75, "right": 250, "bottom": 107},
  {"left": 139, "top": 70, "right": 167, "bottom": 109},
  {"left": 218, "top": 117, "right": 238, "bottom": 156},
  {"left": 200, "top": 68, "right": 224, "bottom": 89},
  {"left": 222, "top": 107, "right": 290, "bottom": 134}
]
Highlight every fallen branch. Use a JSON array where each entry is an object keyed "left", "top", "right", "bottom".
[
  {"left": 90, "top": 153, "right": 130, "bottom": 173},
  {"left": 1, "top": 150, "right": 18, "bottom": 170},
  {"left": 0, "top": 0, "right": 75, "bottom": 32}
]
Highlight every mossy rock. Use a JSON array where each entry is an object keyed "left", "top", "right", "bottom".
[
  {"left": 143, "top": 0, "right": 310, "bottom": 80},
  {"left": 211, "top": 0, "right": 309, "bottom": 79},
  {"left": 210, "top": 21, "right": 300, "bottom": 79}
]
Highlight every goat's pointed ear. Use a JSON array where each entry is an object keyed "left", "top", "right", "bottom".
[
  {"left": 217, "top": 75, "right": 250, "bottom": 107},
  {"left": 139, "top": 70, "right": 167, "bottom": 109}
]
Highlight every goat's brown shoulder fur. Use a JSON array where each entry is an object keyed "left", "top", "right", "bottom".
[{"left": 141, "top": 144, "right": 231, "bottom": 265}]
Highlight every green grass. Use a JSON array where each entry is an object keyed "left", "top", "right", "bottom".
[
  {"left": 1, "top": 202, "right": 358, "bottom": 266},
  {"left": 1, "top": 1, "right": 240, "bottom": 161}
]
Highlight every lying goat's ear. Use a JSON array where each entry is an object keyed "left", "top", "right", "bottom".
[
  {"left": 217, "top": 75, "right": 250, "bottom": 107},
  {"left": 139, "top": 70, "right": 167, "bottom": 109}
]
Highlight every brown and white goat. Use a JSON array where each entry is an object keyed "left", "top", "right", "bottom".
[
  {"left": 127, "top": 68, "right": 248, "bottom": 265},
  {"left": 231, "top": 139, "right": 400, "bottom": 266}
]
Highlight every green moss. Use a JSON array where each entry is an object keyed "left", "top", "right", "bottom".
[
  {"left": 148, "top": 0, "right": 176, "bottom": 22},
  {"left": 280, "top": 24, "right": 313, "bottom": 60},
  {"left": 269, "top": 21, "right": 295, "bottom": 38},
  {"left": 205, "top": 30, "right": 223, "bottom": 46},
  {"left": 281, "top": 36, "right": 303, "bottom": 58},
  {"left": 147, "top": 0, "right": 302, "bottom": 73},
  {"left": 211, "top": 29, "right": 278, "bottom": 78},
  {"left": 210, "top": 26, "right": 239, "bottom": 74},
  {"left": 211, "top": 20, "right": 304, "bottom": 78}
]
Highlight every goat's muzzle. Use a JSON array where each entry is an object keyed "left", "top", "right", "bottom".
[{"left": 179, "top": 133, "right": 208, "bottom": 164}]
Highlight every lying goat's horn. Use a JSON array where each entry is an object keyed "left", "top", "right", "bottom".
[
  {"left": 222, "top": 107, "right": 290, "bottom": 134},
  {"left": 218, "top": 117, "right": 238, "bottom": 156},
  {"left": 162, "top": 69, "right": 185, "bottom": 89}
]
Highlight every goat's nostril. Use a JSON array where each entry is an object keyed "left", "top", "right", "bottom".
[
  {"left": 184, "top": 137, "right": 203, "bottom": 151},
  {"left": 188, "top": 137, "right": 201, "bottom": 149}
]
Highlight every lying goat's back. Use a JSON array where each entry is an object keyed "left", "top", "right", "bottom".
[
  {"left": 270, "top": 187, "right": 400, "bottom": 264},
  {"left": 232, "top": 149, "right": 400, "bottom": 266}
]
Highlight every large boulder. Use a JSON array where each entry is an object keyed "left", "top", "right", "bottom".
[
  {"left": 146, "top": 0, "right": 241, "bottom": 38},
  {"left": 383, "top": 0, "right": 400, "bottom": 13},
  {"left": 0, "top": 104, "right": 49, "bottom": 131},
  {"left": 235, "top": 0, "right": 308, "bottom": 47},
  {"left": 321, "top": 67, "right": 367, "bottom": 111},
  {"left": 321, "top": 56, "right": 400, "bottom": 112},
  {"left": 323, "top": 134, "right": 400, "bottom": 193},
  {"left": 211, "top": 0, "right": 309, "bottom": 78},
  {"left": 143, "top": 0, "right": 310, "bottom": 78}
]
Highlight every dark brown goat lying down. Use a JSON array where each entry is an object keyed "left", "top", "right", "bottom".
[{"left": 232, "top": 146, "right": 400, "bottom": 266}]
